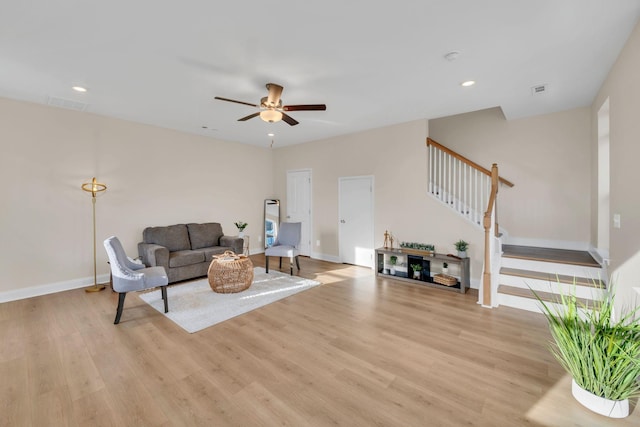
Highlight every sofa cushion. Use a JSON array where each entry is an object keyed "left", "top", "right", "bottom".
[
  {"left": 187, "top": 223, "right": 223, "bottom": 250},
  {"left": 169, "top": 250, "right": 205, "bottom": 268},
  {"left": 201, "top": 246, "right": 232, "bottom": 261},
  {"left": 143, "top": 224, "right": 191, "bottom": 252}
]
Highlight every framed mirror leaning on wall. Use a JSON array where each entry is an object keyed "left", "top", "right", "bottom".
[{"left": 264, "top": 199, "right": 280, "bottom": 249}]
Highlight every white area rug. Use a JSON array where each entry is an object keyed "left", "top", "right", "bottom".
[{"left": 139, "top": 267, "right": 321, "bottom": 333}]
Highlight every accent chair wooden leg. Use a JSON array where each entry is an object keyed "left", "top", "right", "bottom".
[
  {"left": 114, "top": 292, "right": 127, "bottom": 324},
  {"left": 279, "top": 257, "right": 282, "bottom": 268},
  {"left": 295, "top": 256, "right": 300, "bottom": 271},
  {"left": 161, "top": 286, "right": 168, "bottom": 313},
  {"left": 266, "top": 256, "right": 269, "bottom": 273},
  {"left": 289, "top": 256, "right": 293, "bottom": 275}
]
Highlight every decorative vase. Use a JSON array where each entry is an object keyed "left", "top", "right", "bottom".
[
  {"left": 442, "top": 268, "right": 448, "bottom": 274},
  {"left": 239, "top": 231, "right": 245, "bottom": 238},
  {"left": 571, "top": 379, "right": 629, "bottom": 418},
  {"left": 458, "top": 250, "right": 467, "bottom": 258},
  {"left": 413, "top": 270, "right": 421, "bottom": 279},
  {"left": 390, "top": 266, "right": 396, "bottom": 275}
]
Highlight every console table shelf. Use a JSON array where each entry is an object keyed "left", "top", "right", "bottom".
[{"left": 375, "top": 247, "right": 470, "bottom": 294}]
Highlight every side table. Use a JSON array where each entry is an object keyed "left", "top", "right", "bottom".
[{"left": 242, "top": 235, "right": 250, "bottom": 256}]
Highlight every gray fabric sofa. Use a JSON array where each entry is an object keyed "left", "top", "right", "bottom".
[{"left": 138, "top": 223, "right": 243, "bottom": 284}]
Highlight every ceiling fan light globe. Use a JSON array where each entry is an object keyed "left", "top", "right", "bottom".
[{"left": 260, "top": 110, "right": 283, "bottom": 123}]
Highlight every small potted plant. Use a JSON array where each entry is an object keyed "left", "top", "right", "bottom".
[
  {"left": 389, "top": 255, "right": 398, "bottom": 275},
  {"left": 426, "top": 244, "right": 435, "bottom": 256},
  {"left": 442, "top": 262, "right": 449, "bottom": 274},
  {"left": 454, "top": 239, "right": 469, "bottom": 258},
  {"left": 234, "top": 221, "right": 248, "bottom": 237},
  {"left": 411, "top": 263, "right": 422, "bottom": 279}
]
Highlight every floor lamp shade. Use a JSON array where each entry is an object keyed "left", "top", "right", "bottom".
[{"left": 82, "top": 177, "right": 107, "bottom": 292}]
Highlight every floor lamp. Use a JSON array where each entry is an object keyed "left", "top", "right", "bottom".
[{"left": 82, "top": 177, "right": 107, "bottom": 292}]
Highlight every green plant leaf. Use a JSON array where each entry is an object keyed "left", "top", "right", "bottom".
[{"left": 530, "top": 278, "right": 640, "bottom": 400}]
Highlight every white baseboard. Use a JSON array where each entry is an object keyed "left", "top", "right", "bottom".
[
  {"left": 0, "top": 274, "right": 111, "bottom": 303},
  {"left": 310, "top": 252, "right": 341, "bottom": 264}
]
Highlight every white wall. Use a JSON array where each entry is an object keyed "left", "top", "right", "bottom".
[
  {"left": 0, "top": 97, "right": 273, "bottom": 300},
  {"left": 273, "top": 119, "right": 487, "bottom": 287},
  {"left": 429, "top": 106, "right": 592, "bottom": 247},
  {"left": 591, "top": 20, "right": 640, "bottom": 311}
]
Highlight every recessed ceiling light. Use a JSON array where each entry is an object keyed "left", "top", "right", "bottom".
[
  {"left": 461, "top": 80, "right": 476, "bottom": 87},
  {"left": 268, "top": 133, "right": 274, "bottom": 137},
  {"left": 444, "top": 51, "right": 460, "bottom": 62},
  {"left": 72, "top": 86, "right": 87, "bottom": 93}
]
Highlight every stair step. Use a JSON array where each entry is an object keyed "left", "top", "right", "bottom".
[
  {"left": 497, "top": 284, "right": 594, "bottom": 306},
  {"left": 502, "top": 245, "right": 600, "bottom": 267},
  {"left": 499, "top": 268, "right": 601, "bottom": 288}
]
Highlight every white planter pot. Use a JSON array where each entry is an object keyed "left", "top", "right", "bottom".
[
  {"left": 390, "top": 267, "right": 396, "bottom": 275},
  {"left": 238, "top": 231, "right": 245, "bottom": 238},
  {"left": 413, "top": 271, "right": 421, "bottom": 279},
  {"left": 571, "top": 379, "right": 629, "bottom": 418},
  {"left": 457, "top": 250, "right": 467, "bottom": 258}
]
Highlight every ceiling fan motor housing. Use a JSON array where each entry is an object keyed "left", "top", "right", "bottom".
[{"left": 260, "top": 96, "right": 282, "bottom": 109}]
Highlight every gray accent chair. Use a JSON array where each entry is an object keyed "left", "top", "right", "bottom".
[
  {"left": 104, "top": 236, "right": 168, "bottom": 324},
  {"left": 265, "top": 222, "right": 301, "bottom": 275}
]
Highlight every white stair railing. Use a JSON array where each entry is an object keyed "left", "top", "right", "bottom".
[{"left": 427, "top": 138, "right": 513, "bottom": 227}]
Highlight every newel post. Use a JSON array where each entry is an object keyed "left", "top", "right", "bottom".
[
  {"left": 482, "top": 164, "right": 499, "bottom": 307},
  {"left": 482, "top": 213, "right": 492, "bottom": 307}
]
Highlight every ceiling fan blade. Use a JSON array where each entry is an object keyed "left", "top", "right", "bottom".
[
  {"left": 283, "top": 104, "right": 327, "bottom": 111},
  {"left": 266, "top": 83, "right": 284, "bottom": 106},
  {"left": 281, "top": 113, "right": 299, "bottom": 126},
  {"left": 238, "top": 112, "right": 260, "bottom": 121},
  {"left": 214, "top": 96, "right": 258, "bottom": 108}
]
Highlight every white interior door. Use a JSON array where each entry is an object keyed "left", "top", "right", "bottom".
[
  {"left": 286, "top": 170, "right": 311, "bottom": 256},
  {"left": 339, "top": 176, "right": 374, "bottom": 267}
]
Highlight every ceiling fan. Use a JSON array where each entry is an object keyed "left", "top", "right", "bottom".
[{"left": 214, "top": 83, "right": 326, "bottom": 126}]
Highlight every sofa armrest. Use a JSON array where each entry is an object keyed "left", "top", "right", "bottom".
[
  {"left": 138, "top": 243, "right": 170, "bottom": 269},
  {"left": 220, "top": 235, "right": 244, "bottom": 255}
]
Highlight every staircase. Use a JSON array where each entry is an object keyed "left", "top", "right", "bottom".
[
  {"left": 497, "top": 245, "right": 605, "bottom": 313},
  {"left": 426, "top": 138, "right": 605, "bottom": 312}
]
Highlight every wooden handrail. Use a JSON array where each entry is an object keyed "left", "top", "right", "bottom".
[{"left": 427, "top": 138, "right": 514, "bottom": 187}]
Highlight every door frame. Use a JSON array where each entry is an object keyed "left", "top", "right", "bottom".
[{"left": 338, "top": 175, "right": 375, "bottom": 267}]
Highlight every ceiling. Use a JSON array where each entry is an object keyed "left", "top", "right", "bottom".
[{"left": 2, "top": 1, "right": 639, "bottom": 147}]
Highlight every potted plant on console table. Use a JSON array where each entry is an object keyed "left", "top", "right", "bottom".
[
  {"left": 411, "top": 263, "right": 422, "bottom": 279},
  {"left": 389, "top": 255, "right": 398, "bottom": 275},
  {"left": 454, "top": 239, "right": 469, "bottom": 258},
  {"left": 534, "top": 282, "right": 640, "bottom": 418}
]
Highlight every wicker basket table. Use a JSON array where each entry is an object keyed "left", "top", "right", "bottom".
[{"left": 207, "top": 251, "right": 254, "bottom": 293}]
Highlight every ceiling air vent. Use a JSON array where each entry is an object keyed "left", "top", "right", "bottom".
[
  {"left": 531, "top": 84, "right": 548, "bottom": 95},
  {"left": 45, "top": 95, "right": 89, "bottom": 112}
]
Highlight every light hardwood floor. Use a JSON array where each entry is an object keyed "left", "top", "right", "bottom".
[{"left": 1, "top": 255, "right": 638, "bottom": 426}]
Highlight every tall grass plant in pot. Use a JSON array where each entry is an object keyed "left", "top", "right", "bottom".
[{"left": 535, "top": 281, "right": 640, "bottom": 418}]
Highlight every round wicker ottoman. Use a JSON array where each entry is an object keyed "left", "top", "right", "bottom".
[{"left": 207, "top": 251, "right": 254, "bottom": 293}]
